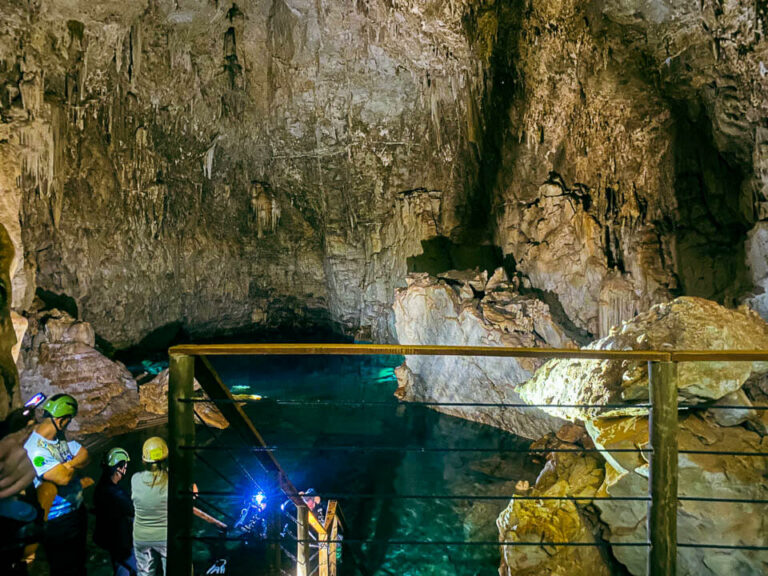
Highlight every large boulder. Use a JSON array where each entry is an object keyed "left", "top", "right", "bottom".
[
  {"left": 18, "top": 309, "right": 141, "bottom": 436},
  {"left": 497, "top": 434, "right": 610, "bottom": 576},
  {"left": 394, "top": 271, "right": 572, "bottom": 439},
  {"left": 518, "top": 297, "right": 768, "bottom": 421},
  {"left": 591, "top": 414, "right": 768, "bottom": 576},
  {"left": 505, "top": 297, "right": 768, "bottom": 576}
]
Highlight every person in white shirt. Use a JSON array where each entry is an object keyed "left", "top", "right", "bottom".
[{"left": 23, "top": 394, "right": 91, "bottom": 576}]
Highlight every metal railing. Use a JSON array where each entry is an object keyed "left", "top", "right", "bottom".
[{"left": 166, "top": 344, "right": 768, "bottom": 576}]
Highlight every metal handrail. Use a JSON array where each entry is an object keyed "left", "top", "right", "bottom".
[
  {"left": 169, "top": 342, "right": 768, "bottom": 361},
  {"left": 167, "top": 344, "right": 768, "bottom": 576}
]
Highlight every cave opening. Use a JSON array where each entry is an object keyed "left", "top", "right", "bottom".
[
  {"left": 406, "top": 236, "right": 505, "bottom": 277},
  {"left": 34, "top": 287, "right": 79, "bottom": 319},
  {"left": 670, "top": 104, "right": 754, "bottom": 306}
]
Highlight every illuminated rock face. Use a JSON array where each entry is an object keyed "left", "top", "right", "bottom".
[
  {"left": 497, "top": 447, "right": 609, "bottom": 576},
  {"left": 393, "top": 271, "right": 572, "bottom": 439},
  {"left": 518, "top": 297, "right": 768, "bottom": 421},
  {"left": 506, "top": 297, "right": 768, "bottom": 575}
]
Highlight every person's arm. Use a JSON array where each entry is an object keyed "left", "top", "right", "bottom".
[
  {"left": 0, "top": 428, "right": 35, "bottom": 498},
  {"left": 42, "top": 462, "right": 75, "bottom": 486},
  {"left": 64, "top": 444, "right": 89, "bottom": 470},
  {"left": 234, "top": 508, "right": 248, "bottom": 529}
]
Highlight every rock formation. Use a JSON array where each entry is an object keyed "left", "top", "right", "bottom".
[
  {"left": 18, "top": 307, "right": 141, "bottom": 436},
  {"left": 139, "top": 368, "right": 228, "bottom": 431},
  {"left": 501, "top": 297, "right": 768, "bottom": 576},
  {"left": 497, "top": 438, "right": 610, "bottom": 576},
  {"left": 0, "top": 223, "right": 19, "bottom": 420},
  {"left": 1, "top": 0, "right": 488, "bottom": 347},
  {"left": 17, "top": 306, "right": 226, "bottom": 436},
  {"left": 0, "top": 1, "right": 767, "bottom": 350},
  {"left": 518, "top": 297, "right": 768, "bottom": 421},
  {"left": 393, "top": 269, "right": 572, "bottom": 440}
]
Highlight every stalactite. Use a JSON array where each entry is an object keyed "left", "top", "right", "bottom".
[{"left": 203, "top": 143, "right": 215, "bottom": 179}]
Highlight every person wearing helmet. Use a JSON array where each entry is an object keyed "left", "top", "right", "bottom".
[
  {"left": 131, "top": 437, "right": 169, "bottom": 576},
  {"left": 233, "top": 490, "right": 268, "bottom": 541},
  {"left": 22, "top": 393, "right": 92, "bottom": 576},
  {"left": 94, "top": 447, "right": 136, "bottom": 576}
]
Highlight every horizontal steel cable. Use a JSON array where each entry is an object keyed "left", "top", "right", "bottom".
[
  {"left": 181, "top": 490, "right": 650, "bottom": 501},
  {"left": 180, "top": 445, "right": 768, "bottom": 456},
  {"left": 182, "top": 536, "right": 768, "bottom": 550},
  {"left": 677, "top": 543, "right": 768, "bottom": 550},
  {"left": 182, "top": 398, "right": 768, "bottom": 410},
  {"left": 178, "top": 491, "right": 768, "bottom": 505},
  {"left": 181, "top": 444, "right": 650, "bottom": 454},
  {"left": 179, "top": 398, "right": 652, "bottom": 409},
  {"left": 183, "top": 536, "right": 649, "bottom": 547}
]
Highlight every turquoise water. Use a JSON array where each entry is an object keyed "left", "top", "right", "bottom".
[
  {"left": 195, "top": 355, "right": 540, "bottom": 576},
  {"left": 28, "top": 355, "right": 538, "bottom": 576}
]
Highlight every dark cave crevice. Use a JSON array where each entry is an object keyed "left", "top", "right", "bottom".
[
  {"left": 35, "top": 287, "right": 79, "bottom": 319},
  {"left": 459, "top": 0, "right": 524, "bottom": 242},
  {"left": 670, "top": 103, "right": 754, "bottom": 306},
  {"left": 406, "top": 236, "right": 504, "bottom": 277}
]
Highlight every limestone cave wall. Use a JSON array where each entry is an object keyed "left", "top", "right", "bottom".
[
  {"left": 1, "top": 0, "right": 488, "bottom": 348},
  {"left": 491, "top": 0, "right": 767, "bottom": 338},
  {"left": 1, "top": 0, "right": 768, "bottom": 349}
]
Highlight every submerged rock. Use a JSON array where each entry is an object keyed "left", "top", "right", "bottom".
[
  {"left": 518, "top": 297, "right": 768, "bottom": 421},
  {"left": 139, "top": 369, "right": 228, "bottom": 430},
  {"left": 394, "top": 271, "right": 572, "bottom": 439}
]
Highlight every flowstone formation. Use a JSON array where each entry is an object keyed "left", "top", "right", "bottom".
[
  {"left": 501, "top": 297, "right": 768, "bottom": 576},
  {"left": 393, "top": 269, "right": 572, "bottom": 440}
]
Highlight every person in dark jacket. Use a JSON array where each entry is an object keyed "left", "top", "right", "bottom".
[{"left": 94, "top": 447, "right": 136, "bottom": 576}]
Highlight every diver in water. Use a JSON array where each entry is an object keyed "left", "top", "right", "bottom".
[{"left": 233, "top": 491, "right": 267, "bottom": 541}]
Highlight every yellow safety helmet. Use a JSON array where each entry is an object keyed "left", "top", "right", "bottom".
[{"left": 142, "top": 436, "right": 169, "bottom": 463}]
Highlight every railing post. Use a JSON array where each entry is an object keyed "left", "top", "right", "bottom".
[
  {"left": 267, "top": 502, "right": 282, "bottom": 575},
  {"left": 296, "top": 505, "right": 311, "bottom": 576},
  {"left": 648, "top": 361, "right": 678, "bottom": 576},
  {"left": 168, "top": 354, "right": 195, "bottom": 576},
  {"left": 329, "top": 516, "right": 338, "bottom": 576}
]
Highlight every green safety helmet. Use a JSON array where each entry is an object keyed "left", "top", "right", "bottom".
[
  {"left": 41, "top": 394, "right": 78, "bottom": 419},
  {"left": 105, "top": 447, "right": 131, "bottom": 468}
]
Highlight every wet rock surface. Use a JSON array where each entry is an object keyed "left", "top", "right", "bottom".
[{"left": 393, "top": 270, "right": 572, "bottom": 440}]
